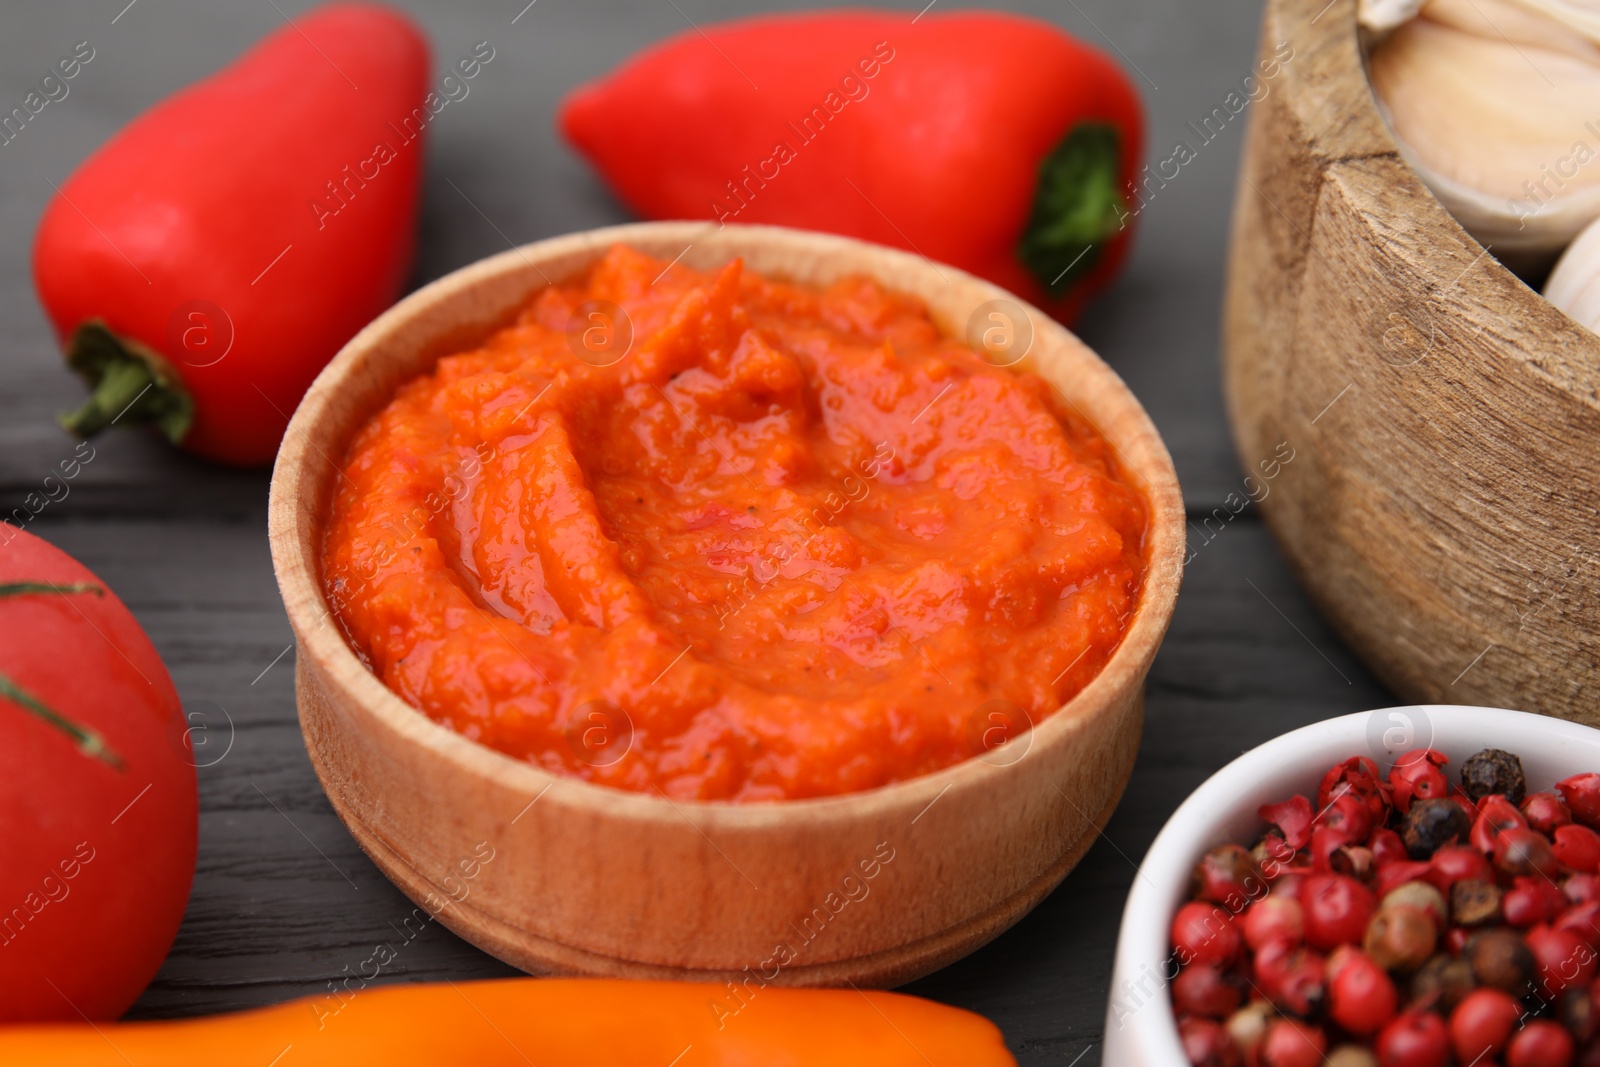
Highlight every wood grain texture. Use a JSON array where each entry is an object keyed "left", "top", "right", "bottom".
[
  {"left": 268, "top": 222, "right": 1185, "bottom": 985},
  {"left": 1224, "top": 0, "right": 1600, "bottom": 721}
]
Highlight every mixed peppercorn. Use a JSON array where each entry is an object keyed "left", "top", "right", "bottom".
[{"left": 1171, "top": 748, "right": 1600, "bottom": 1067}]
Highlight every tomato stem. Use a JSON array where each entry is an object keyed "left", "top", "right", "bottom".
[
  {"left": 1017, "top": 122, "right": 1131, "bottom": 298},
  {"left": 0, "top": 670, "right": 123, "bottom": 769},
  {"left": 58, "top": 320, "right": 193, "bottom": 444}
]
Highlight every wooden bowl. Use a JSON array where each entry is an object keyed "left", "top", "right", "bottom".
[
  {"left": 1224, "top": 0, "right": 1600, "bottom": 721},
  {"left": 268, "top": 222, "right": 1183, "bottom": 986}
]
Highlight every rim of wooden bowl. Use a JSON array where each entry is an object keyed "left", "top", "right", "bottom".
[{"left": 268, "top": 220, "right": 1185, "bottom": 827}]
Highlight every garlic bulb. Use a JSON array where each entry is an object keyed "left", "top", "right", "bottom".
[
  {"left": 1546, "top": 213, "right": 1600, "bottom": 332},
  {"left": 1367, "top": 0, "right": 1600, "bottom": 273}
]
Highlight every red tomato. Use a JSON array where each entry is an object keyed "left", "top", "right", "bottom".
[{"left": 0, "top": 528, "right": 197, "bottom": 1019}]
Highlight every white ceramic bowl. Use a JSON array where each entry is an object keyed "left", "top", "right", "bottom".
[{"left": 1104, "top": 705, "right": 1600, "bottom": 1064}]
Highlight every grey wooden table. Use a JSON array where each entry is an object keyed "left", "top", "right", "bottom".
[{"left": 0, "top": 1, "right": 1394, "bottom": 1062}]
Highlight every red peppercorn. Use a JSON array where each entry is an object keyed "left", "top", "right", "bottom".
[
  {"left": 1559, "top": 773, "right": 1600, "bottom": 831},
  {"left": 1391, "top": 750, "right": 1450, "bottom": 814},
  {"left": 1526, "top": 923, "right": 1599, "bottom": 997},
  {"left": 1506, "top": 877, "right": 1562, "bottom": 927},
  {"left": 1554, "top": 825, "right": 1600, "bottom": 874},
  {"left": 1254, "top": 833, "right": 1300, "bottom": 877},
  {"left": 1525, "top": 792, "right": 1575, "bottom": 836},
  {"left": 1303, "top": 875, "right": 1378, "bottom": 951},
  {"left": 1497, "top": 827, "right": 1560, "bottom": 880},
  {"left": 1179, "top": 1014, "right": 1243, "bottom": 1067},
  {"left": 1174, "top": 962, "right": 1244, "bottom": 1019},
  {"left": 1557, "top": 901, "right": 1600, "bottom": 947},
  {"left": 1321, "top": 756, "right": 1393, "bottom": 824},
  {"left": 1375, "top": 861, "right": 1440, "bottom": 901},
  {"left": 1261, "top": 795, "right": 1316, "bottom": 851},
  {"left": 1254, "top": 938, "right": 1327, "bottom": 1017},
  {"left": 1371, "top": 828, "right": 1409, "bottom": 870},
  {"left": 1243, "top": 895, "right": 1306, "bottom": 951},
  {"left": 1260, "top": 1018, "right": 1327, "bottom": 1067},
  {"left": 1195, "top": 844, "right": 1267, "bottom": 909},
  {"left": 1432, "top": 845, "right": 1496, "bottom": 888},
  {"left": 1376, "top": 1008, "right": 1450, "bottom": 1067},
  {"left": 1173, "top": 901, "right": 1244, "bottom": 968},
  {"left": 1448, "top": 987, "right": 1521, "bottom": 1063},
  {"left": 1474, "top": 795, "right": 1531, "bottom": 853},
  {"left": 1327, "top": 945, "right": 1399, "bottom": 1036},
  {"left": 1273, "top": 870, "right": 1312, "bottom": 900},
  {"left": 1565, "top": 873, "right": 1600, "bottom": 905},
  {"left": 1170, "top": 751, "right": 1600, "bottom": 1067},
  {"left": 1314, "top": 793, "right": 1377, "bottom": 870},
  {"left": 1506, "top": 1019, "right": 1576, "bottom": 1067}
]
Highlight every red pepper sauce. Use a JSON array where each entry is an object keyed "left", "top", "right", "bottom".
[{"left": 321, "top": 245, "right": 1147, "bottom": 801}]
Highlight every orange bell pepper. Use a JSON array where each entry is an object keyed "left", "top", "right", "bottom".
[{"left": 0, "top": 978, "right": 1017, "bottom": 1066}]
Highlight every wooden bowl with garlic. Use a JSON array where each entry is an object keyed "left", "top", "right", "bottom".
[{"left": 1224, "top": 0, "right": 1600, "bottom": 724}]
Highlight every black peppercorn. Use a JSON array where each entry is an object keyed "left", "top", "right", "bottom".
[
  {"left": 1460, "top": 747, "right": 1526, "bottom": 805},
  {"left": 1467, "top": 928, "right": 1536, "bottom": 995},
  {"left": 1401, "top": 797, "right": 1471, "bottom": 859},
  {"left": 1410, "top": 954, "right": 1476, "bottom": 1013},
  {"left": 1560, "top": 985, "right": 1596, "bottom": 1044}
]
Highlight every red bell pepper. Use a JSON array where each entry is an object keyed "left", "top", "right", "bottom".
[
  {"left": 560, "top": 10, "right": 1144, "bottom": 325},
  {"left": 0, "top": 526, "right": 197, "bottom": 1020},
  {"left": 32, "top": 3, "right": 430, "bottom": 466}
]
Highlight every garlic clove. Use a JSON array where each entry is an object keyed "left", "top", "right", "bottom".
[
  {"left": 1545, "top": 213, "right": 1600, "bottom": 333},
  {"left": 1369, "top": 11, "right": 1600, "bottom": 271},
  {"left": 1425, "top": 0, "right": 1600, "bottom": 59},
  {"left": 1361, "top": 0, "right": 1425, "bottom": 39}
]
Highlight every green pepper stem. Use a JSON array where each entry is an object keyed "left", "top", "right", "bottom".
[
  {"left": 57, "top": 321, "right": 193, "bottom": 444},
  {"left": 1017, "top": 123, "right": 1132, "bottom": 298}
]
